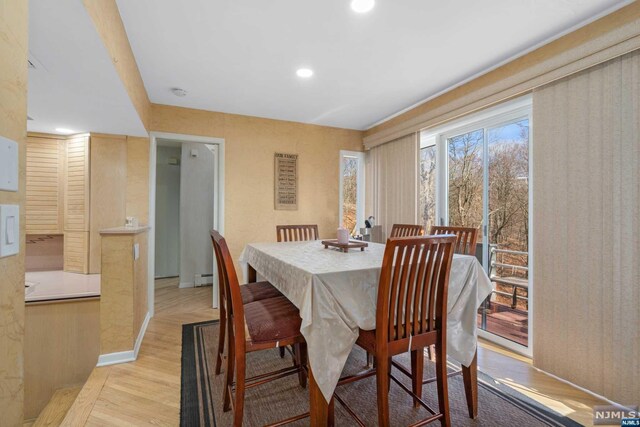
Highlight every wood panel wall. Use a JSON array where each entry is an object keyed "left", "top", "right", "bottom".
[
  {"left": 0, "top": 0, "right": 28, "bottom": 423},
  {"left": 100, "top": 231, "right": 148, "bottom": 355},
  {"left": 25, "top": 135, "right": 65, "bottom": 234},
  {"left": 88, "top": 134, "right": 127, "bottom": 273},
  {"left": 24, "top": 299, "right": 100, "bottom": 420},
  {"left": 532, "top": 49, "right": 640, "bottom": 404}
]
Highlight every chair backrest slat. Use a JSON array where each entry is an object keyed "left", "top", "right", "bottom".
[
  {"left": 377, "top": 235, "right": 456, "bottom": 348},
  {"left": 211, "top": 230, "right": 246, "bottom": 344},
  {"left": 276, "top": 224, "right": 319, "bottom": 242},
  {"left": 430, "top": 225, "right": 479, "bottom": 256},
  {"left": 211, "top": 233, "right": 226, "bottom": 310},
  {"left": 389, "top": 224, "right": 424, "bottom": 238}
]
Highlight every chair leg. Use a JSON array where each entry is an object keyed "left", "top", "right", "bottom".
[
  {"left": 435, "top": 340, "right": 450, "bottom": 427},
  {"left": 233, "top": 354, "right": 246, "bottom": 427},
  {"left": 279, "top": 346, "right": 285, "bottom": 358},
  {"left": 223, "top": 329, "right": 235, "bottom": 412},
  {"left": 376, "top": 356, "right": 391, "bottom": 427},
  {"left": 215, "top": 309, "right": 226, "bottom": 375},
  {"left": 411, "top": 348, "right": 424, "bottom": 408},
  {"left": 294, "top": 343, "right": 308, "bottom": 388},
  {"left": 365, "top": 350, "right": 373, "bottom": 368}
]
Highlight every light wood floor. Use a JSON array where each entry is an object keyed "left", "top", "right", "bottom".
[
  {"left": 59, "top": 279, "right": 603, "bottom": 426},
  {"left": 61, "top": 279, "right": 217, "bottom": 426}
]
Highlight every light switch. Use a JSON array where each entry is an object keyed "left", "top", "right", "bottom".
[
  {"left": 6, "top": 216, "right": 15, "bottom": 244},
  {"left": 0, "top": 136, "right": 19, "bottom": 192},
  {"left": 0, "top": 205, "right": 19, "bottom": 257}
]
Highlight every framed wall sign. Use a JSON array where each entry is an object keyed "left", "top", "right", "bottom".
[{"left": 274, "top": 153, "right": 298, "bottom": 210}]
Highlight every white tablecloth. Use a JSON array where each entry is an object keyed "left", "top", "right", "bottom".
[{"left": 239, "top": 240, "right": 493, "bottom": 402}]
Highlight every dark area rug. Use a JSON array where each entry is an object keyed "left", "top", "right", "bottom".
[{"left": 181, "top": 321, "right": 582, "bottom": 426}]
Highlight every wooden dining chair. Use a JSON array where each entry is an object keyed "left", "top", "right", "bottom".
[
  {"left": 211, "top": 233, "right": 284, "bottom": 375},
  {"left": 211, "top": 230, "right": 309, "bottom": 426},
  {"left": 396, "top": 224, "right": 475, "bottom": 418},
  {"left": 341, "top": 235, "right": 456, "bottom": 427},
  {"left": 276, "top": 224, "right": 319, "bottom": 242},
  {"left": 430, "top": 225, "right": 479, "bottom": 256},
  {"left": 389, "top": 223, "right": 424, "bottom": 238}
]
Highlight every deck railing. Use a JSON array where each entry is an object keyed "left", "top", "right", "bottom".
[{"left": 489, "top": 245, "right": 529, "bottom": 309}]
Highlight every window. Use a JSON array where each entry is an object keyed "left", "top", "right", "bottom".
[
  {"left": 419, "top": 139, "right": 437, "bottom": 232},
  {"left": 339, "top": 151, "right": 365, "bottom": 236},
  {"left": 418, "top": 96, "right": 532, "bottom": 355}
]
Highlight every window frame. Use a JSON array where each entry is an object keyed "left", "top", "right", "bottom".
[{"left": 339, "top": 150, "right": 365, "bottom": 234}]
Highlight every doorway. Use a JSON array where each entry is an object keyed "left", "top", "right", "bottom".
[
  {"left": 419, "top": 96, "right": 532, "bottom": 355},
  {"left": 148, "top": 133, "right": 225, "bottom": 315}
]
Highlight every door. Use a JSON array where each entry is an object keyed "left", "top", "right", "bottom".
[
  {"left": 440, "top": 113, "right": 531, "bottom": 352},
  {"left": 483, "top": 119, "right": 530, "bottom": 347}
]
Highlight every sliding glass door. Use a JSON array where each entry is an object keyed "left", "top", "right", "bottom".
[
  {"left": 483, "top": 119, "right": 530, "bottom": 347},
  {"left": 419, "top": 97, "right": 532, "bottom": 353},
  {"left": 447, "top": 129, "right": 484, "bottom": 231}
]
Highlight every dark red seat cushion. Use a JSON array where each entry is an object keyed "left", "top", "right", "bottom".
[
  {"left": 240, "top": 281, "right": 283, "bottom": 304},
  {"left": 244, "top": 296, "right": 302, "bottom": 344}
]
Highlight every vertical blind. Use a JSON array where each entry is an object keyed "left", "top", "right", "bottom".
[
  {"left": 532, "top": 48, "right": 639, "bottom": 404},
  {"left": 365, "top": 133, "right": 418, "bottom": 240}
]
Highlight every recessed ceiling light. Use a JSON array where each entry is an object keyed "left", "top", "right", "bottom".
[
  {"left": 171, "top": 87, "right": 188, "bottom": 97},
  {"left": 55, "top": 128, "right": 76, "bottom": 134},
  {"left": 296, "top": 68, "right": 314, "bottom": 78},
  {"left": 351, "top": 0, "right": 375, "bottom": 13}
]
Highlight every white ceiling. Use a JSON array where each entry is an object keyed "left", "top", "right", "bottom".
[
  {"left": 27, "top": 0, "right": 147, "bottom": 136},
  {"left": 116, "top": 0, "right": 629, "bottom": 131}
]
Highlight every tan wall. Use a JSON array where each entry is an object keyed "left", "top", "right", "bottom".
[
  {"left": 0, "top": 0, "right": 28, "bottom": 424},
  {"left": 100, "top": 231, "right": 148, "bottom": 354},
  {"left": 151, "top": 104, "right": 364, "bottom": 268},
  {"left": 126, "top": 136, "right": 150, "bottom": 223},
  {"left": 532, "top": 49, "right": 640, "bottom": 404},
  {"left": 89, "top": 134, "right": 128, "bottom": 273}
]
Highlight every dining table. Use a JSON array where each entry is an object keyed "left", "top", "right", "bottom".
[{"left": 239, "top": 239, "right": 493, "bottom": 426}]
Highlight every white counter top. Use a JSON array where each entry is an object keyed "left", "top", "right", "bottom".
[
  {"left": 100, "top": 225, "right": 150, "bottom": 235},
  {"left": 25, "top": 271, "right": 101, "bottom": 302}
]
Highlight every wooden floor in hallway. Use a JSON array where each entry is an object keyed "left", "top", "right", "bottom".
[
  {"left": 59, "top": 279, "right": 605, "bottom": 426},
  {"left": 61, "top": 279, "right": 217, "bottom": 426}
]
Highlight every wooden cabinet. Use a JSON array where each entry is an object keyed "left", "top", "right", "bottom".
[
  {"left": 25, "top": 135, "right": 65, "bottom": 234},
  {"left": 64, "top": 134, "right": 91, "bottom": 273},
  {"left": 25, "top": 132, "right": 129, "bottom": 274}
]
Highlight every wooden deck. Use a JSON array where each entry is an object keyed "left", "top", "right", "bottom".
[{"left": 477, "top": 301, "right": 528, "bottom": 346}]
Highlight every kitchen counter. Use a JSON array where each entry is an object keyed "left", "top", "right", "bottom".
[
  {"left": 25, "top": 270, "right": 100, "bottom": 302},
  {"left": 99, "top": 225, "right": 150, "bottom": 235}
]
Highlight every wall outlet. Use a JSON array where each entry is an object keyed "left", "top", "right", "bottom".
[{"left": 0, "top": 205, "right": 20, "bottom": 257}]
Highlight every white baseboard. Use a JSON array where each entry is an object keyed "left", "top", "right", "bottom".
[
  {"left": 532, "top": 366, "right": 627, "bottom": 408},
  {"left": 97, "top": 311, "right": 151, "bottom": 367},
  {"left": 134, "top": 311, "right": 151, "bottom": 358},
  {"left": 97, "top": 350, "right": 135, "bottom": 367}
]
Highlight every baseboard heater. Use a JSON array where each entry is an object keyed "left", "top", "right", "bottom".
[{"left": 194, "top": 273, "right": 213, "bottom": 287}]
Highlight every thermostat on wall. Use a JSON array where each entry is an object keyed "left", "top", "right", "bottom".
[{"left": 0, "top": 136, "right": 19, "bottom": 192}]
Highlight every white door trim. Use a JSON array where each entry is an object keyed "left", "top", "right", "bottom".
[{"left": 148, "top": 132, "right": 225, "bottom": 314}]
